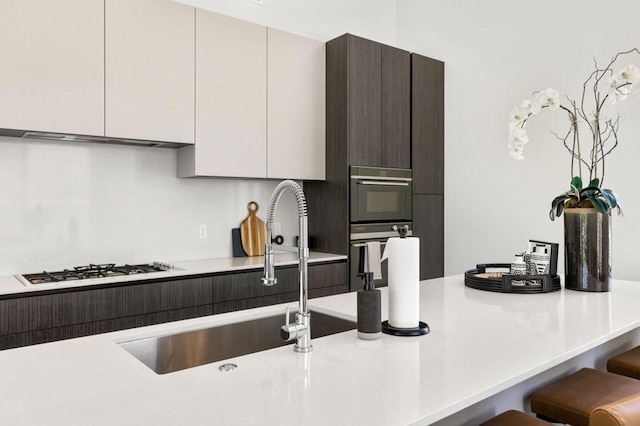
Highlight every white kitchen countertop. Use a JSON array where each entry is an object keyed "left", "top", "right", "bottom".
[
  {"left": 0, "top": 251, "right": 346, "bottom": 296},
  {"left": 2, "top": 276, "right": 640, "bottom": 425}
]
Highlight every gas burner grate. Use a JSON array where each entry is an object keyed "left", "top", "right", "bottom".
[{"left": 21, "top": 262, "right": 173, "bottom": 285}]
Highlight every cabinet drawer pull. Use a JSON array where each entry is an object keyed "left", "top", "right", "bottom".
[{"left": 359, "top": 181, "right": 409, "bottom": 187}]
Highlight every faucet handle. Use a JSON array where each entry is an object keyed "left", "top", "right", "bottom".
[
  {"left": 284, "top": 306, "right": 291, "bottom": 328},
  {"left": 281, "top": 306, "right": 306, "bottom": 342}
]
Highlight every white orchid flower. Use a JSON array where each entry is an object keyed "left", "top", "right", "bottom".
[
  {"left": 508, "top": 139, "right": 525, "bottom": 160},
  {"left": 509, "top": 106, "right": 529, "bottom": 126},
  {"left": 619, "top": 64, "right": 640, "bottom": 84},
  {"left": 607, "top": 65, "right": 640, "bottom": 104},
  {"left": 520, "top": 98, "right": 542, "bottom": 115},
  {"left": 534, "top": 88, "right": 561, "bottom": 110},
  {"left": 508, "top": 127, "right": 529, "bottom": 159}
]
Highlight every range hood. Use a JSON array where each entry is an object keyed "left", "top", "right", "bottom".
[{"left": 0, "top": 128, "right": 191, "bottom": 148}]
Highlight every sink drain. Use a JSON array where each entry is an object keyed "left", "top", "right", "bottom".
[{"left": 219, "top": 363, "right": 238, "bottom": 372}]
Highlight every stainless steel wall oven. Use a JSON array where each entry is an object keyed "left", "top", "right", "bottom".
[
  {"left": 350, "top": 166, "right": 412, "bottom": 224},
  {"left": 349, "top": 166, "right": 413, "bottom": 291}
]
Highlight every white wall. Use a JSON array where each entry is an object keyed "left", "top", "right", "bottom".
[
  {"left": 174, "top": 0, "right": 397, "bottom": 44},
  {"left": 0, "top": 0, "right": 397, "bottom": 276},
  {"left": 397, "top": 0, "right": 640, "bottom": 281}
]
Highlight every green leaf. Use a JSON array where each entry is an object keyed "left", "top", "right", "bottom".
[
  {"left": 589, "top": 197, "right": 608, "bottom": 213},
  {"left": 555, "top": 202, "right": 565, "bottom": 219},
  {"left": 600, "top": 189, "right": 618, "bottom": 208},
  {"left": 571, "top": 176, "right": 583, "bottom": 192},
  {"left": 570, "top": 186, "right": 580, "bottom": 198},
  {"left": 581, "top": 188, "right": 599, "bottom": 198},
  {"left": 601, "top": 189, "right": 618, "bottom": 208},
  {"left": 588, "top": 178, "right": 600, "bottom": 188},
  {"left": 551, "top": 194, "right": 570, "bottom": 205},
  {"left": 549, "top": 194, "right": 572, "bottom": 221}
]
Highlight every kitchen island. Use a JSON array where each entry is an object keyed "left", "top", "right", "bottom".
[{"left": 2, "top": 276, "right": 640, "bottom": 425}]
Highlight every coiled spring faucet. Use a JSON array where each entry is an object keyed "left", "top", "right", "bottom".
[{"left": 261, "top": 180, "right": 312, "bottom": 353}]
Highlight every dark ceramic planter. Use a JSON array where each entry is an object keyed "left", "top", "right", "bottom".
[{"left": 563, "top": 208, "right": 611, "bottom": 292}]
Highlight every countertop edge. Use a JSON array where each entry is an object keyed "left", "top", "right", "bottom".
[{"left": 0, "top": 251, "right": 347, "bottom": 297}]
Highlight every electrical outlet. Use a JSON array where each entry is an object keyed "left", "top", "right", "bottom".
[{"left": 199, "top": 225, "right": 207, "bottom": 239}]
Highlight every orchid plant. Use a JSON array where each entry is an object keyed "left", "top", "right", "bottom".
[{"left": 508, "top": 49, "right": 640, "bottom": 220}]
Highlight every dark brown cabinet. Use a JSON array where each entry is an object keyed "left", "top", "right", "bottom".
[
  {"left": 412, "top": 54, "right": 444, "bottom": 194},
  {"left": 346, "top": 35, "right": 381, "bottom": 167},
  {"left": 331, "top": 34, "right": 410, "bottom": 169},
  {"left": 306, "top": 34, "right": 412, "bottom": 261},
  {"left": 212, "top": 261, "right": 347, "bottom": 314},
  {"left": 381, "top": 44, "right": 411, "bottom": 169},
  {"left": 411, "top": 53, "right": 445, "bottom": 280},
  {"left": 0, "top": 277, "right": 212, "bottom": 350},
  {"left": 0, "top": 261, "right": 347, "bottom": 351},
  {"left": 412, "top": 194, "right": 444, "bottom": 279},
  {"left": 307, "top": 34, "right": 444, "bottom": 283}
]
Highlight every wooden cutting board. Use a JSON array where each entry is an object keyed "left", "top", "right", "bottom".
[{"left": 240, "top": 201, "right": 267, "bottom": 256}]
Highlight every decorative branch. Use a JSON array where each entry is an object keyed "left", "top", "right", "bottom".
[{"left": 508, "top": 48, "right": 640, "bottom": 219}]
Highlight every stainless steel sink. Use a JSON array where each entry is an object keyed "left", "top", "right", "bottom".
[{"left": 118, "top": 310, "right": 355, "bottom": 374}]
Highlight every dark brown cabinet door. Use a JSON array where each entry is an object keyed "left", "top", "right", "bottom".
[
  {"left": 412, "top": 54, "right": 444, "bottom": 194},
  {"left": 0, "top": 288, "right": 123, "bottom": 335},
  {"left": 412, "top": 194, "right": 444, "bottom": 280},
  {"left": 212, "top": 262, "right": 348, "bottom": 314},
  {"left": 212, "top": 267, "right": 298, "bottom": 304},
  {"left": 381, "top": 44, "right": 410, "bottom": 169},
  {"left": 308, "top": 261, "right": 347, "bottom": 291},
  {"left": 121, "top": 277, "right": 212, "bottom": 316},
  {"left": 0, "top": 277, "right": 213, "bottom": 350},
  {"left": 347, "top": 35, "right": 381, "bottom": 167},
  {"left": 345, "top": 35, "right": 411, "bottom": 169}
]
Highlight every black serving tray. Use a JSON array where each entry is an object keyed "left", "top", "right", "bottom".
[{"left": 464, "top": 263, "right": 561, "bottom": 294}]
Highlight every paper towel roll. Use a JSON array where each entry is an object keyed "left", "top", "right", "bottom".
[{"left": 381, "top": 236, "right": 420, "bottom": 328}]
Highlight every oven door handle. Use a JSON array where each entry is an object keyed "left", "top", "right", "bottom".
[
  {"left": 358, "top": 181, "right": 410, "bottom": 187},
  {"left": 351, "top": 241, "right": 388, "bottom": 248}
]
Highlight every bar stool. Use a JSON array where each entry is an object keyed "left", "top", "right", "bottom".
[
  {"left": 479, "top": 409, "right": 549, "bottom": 425},
  {"left": 607, "top": 345, "right": 640, "bottom": 380},
  {"left": 591, "top": 392, "right": 640, "bottom": 425},
  {"left": 530, "top": 368, "right": 640, "bottom": 426}
]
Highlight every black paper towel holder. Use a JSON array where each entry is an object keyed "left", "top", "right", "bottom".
[
  {"left": 383, "top": 225, "right": 428, "bottom": 336},
  {"left": 391, "top": 224, "right": 409, "bottom": 238},
  {"left": 381, "top": 320, "right": 429, "bottom": 336}
]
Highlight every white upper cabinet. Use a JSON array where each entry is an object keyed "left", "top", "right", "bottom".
[
  {"left": 0, "top": 0, "right": 104, "bottom": 136},
  {"left": 178, "top": 13, "right": 326, "bottom": 180},
  {"left": 105, "top": 0, "right": 195, "bottom": 143},
  {"left": 179, "top": 10, "right": 267, "bottom": 178},
  {"left": 267, "top": 29, "right": 326, "bottom": 180},
  {"left": 0, "top": 1, "right": 325, "bottom": 180}
]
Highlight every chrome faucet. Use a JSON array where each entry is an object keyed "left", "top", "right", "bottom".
[{"left": 261, "top": 180, "right": 312, "bottom": 353}]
